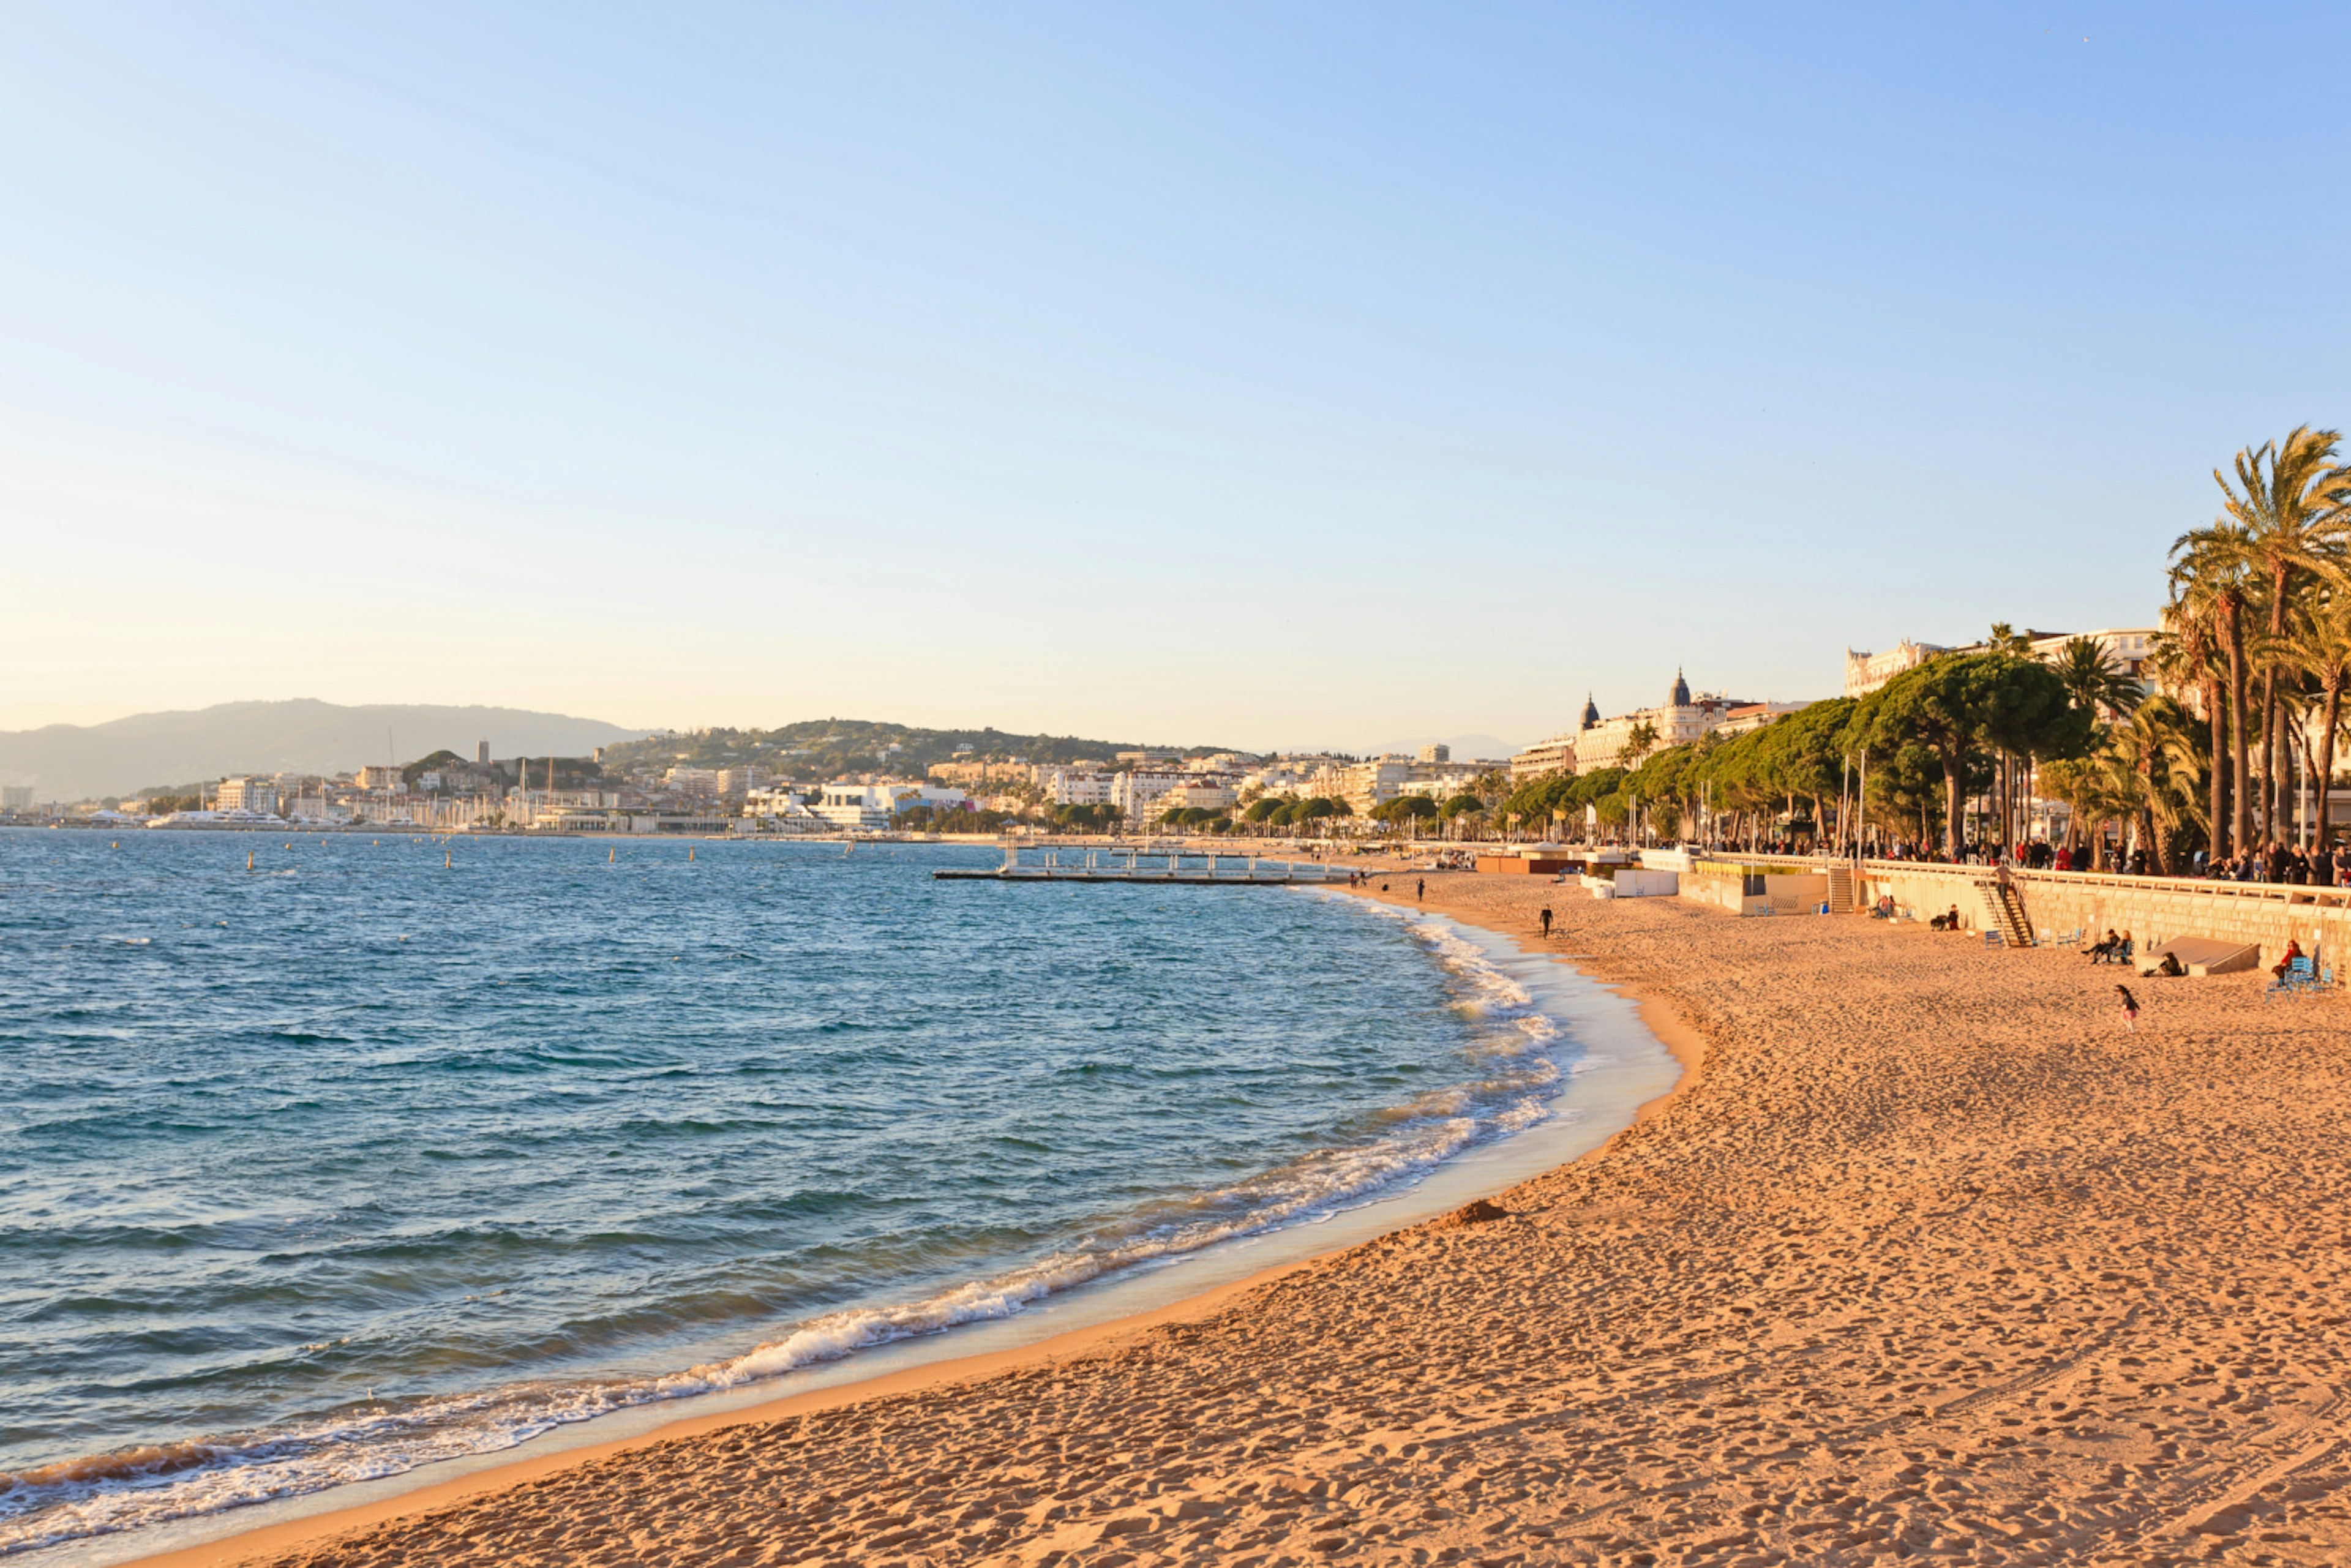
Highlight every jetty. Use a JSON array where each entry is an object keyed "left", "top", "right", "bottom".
[{"left": 935, "top": 843, "right": 1354, "bottom": 885}]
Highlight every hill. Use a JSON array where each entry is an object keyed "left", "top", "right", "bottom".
[
  {"left": 599, "top": 719, "right": 1239, "bottom": 784},
  {"left": 0, "top": 701, "right": 651, "bottom": 801}
]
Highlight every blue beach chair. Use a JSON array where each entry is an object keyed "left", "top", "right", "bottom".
[{"left": 2265, "top": 956, "right": 2315, "bottom": 1002}]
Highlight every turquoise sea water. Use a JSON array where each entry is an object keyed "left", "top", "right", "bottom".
[{"left": 0, "top": 832, "right": 1582, "bottom": 1556}]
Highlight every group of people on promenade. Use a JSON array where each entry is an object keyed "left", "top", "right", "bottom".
[{"left": 2194, "top": 842, "right": 2351, "bottom": 887}]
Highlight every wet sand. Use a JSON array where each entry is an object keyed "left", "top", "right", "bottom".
[{"left": 140, "top": 871, "right": 2351, "bottom": 1566}]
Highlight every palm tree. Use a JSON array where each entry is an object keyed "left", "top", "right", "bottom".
[
  {"left": 2280, "top": 574, "right": 2351, "bottom": 848},
  {"left": 2105, "top": 697, "right": 2202, "bottom": 873},
  {"left": 2211, "top": 427, "right": 2351, "bottom": 836},
  {"left": 2048, "top": 637, "right": 2142, "bottom": 720},
  {"left": 2154, "top": 587, "right": 2228, "bottom": 865},
  {"left": 2170, "top": 521, "right": 2259, "bottom": 856}
]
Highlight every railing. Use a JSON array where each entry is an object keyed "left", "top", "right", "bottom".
[
  {"left": 1860, "top": 860, "right": 2351, "bottom": 912},
  {"left": 1657, "top": 849, "right": 2351, "bottom": 913}
]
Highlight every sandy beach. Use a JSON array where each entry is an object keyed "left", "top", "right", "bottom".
[{"left": 131, "top": 870, "right": 2351, "bottom": 1567}]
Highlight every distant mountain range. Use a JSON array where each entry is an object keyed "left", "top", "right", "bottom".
[{"left": 0, "top": 701, "right": 652, "bottom": 801}]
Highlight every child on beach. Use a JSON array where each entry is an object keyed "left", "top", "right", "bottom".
[{"left": 2115, "top": 984, "right": 2139, "bottom": 1032}]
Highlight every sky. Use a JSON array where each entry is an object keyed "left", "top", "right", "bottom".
[{"left": 3, "top": 4, "right": 2347, "bottom": 753}]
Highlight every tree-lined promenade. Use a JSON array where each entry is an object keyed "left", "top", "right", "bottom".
[{"left": 1477, "top": 427, "right": 2351, "bottom": 879}]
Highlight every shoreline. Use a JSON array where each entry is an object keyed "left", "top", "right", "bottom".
[
  {"left": 89, "top": 890, "right": 1690, "bottom": 1568},
  {"left": 84, "top": 868, "right": 2351, "bottom": 1567}
]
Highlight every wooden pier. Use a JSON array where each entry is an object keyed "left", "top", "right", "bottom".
[{"left": 935, "top": 844, "right": 1354, "bottom": 885}]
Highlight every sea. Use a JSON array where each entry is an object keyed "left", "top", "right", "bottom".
[{"left": 0, "top": 831, "right": 1673, "bottom": 1562}]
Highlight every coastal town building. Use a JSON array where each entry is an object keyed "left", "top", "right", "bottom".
[
  {"left": 1510, "top": 677, "right": 1806, "bottom": 778},
  {"left": 1571, "top": 672, "right": 1770, "bottom": 775},
  {"left": 1033, "top": 766, "right": 1113, "bottom": 806},
  {"left": 1845, "top": 628, "right": 2160, "bottom": 698},
  {"left": 741, "top": 786, "right": 822, "bottom": 826},
  {"left": 929, "top": 759, "right": 1033, "bottom": 789},
  {"left": 1109, "top": 770, "right": 1190, "bottom": 823},
  {"left": 1713, "top": 702, "right": 1810, "bottom": 737},
  {"left": 2017, "top": 627, "right": 2159, "bottom": 680},
  {"left": 1156, "top": 781, "right": 1239, "bottom": 814},
  {"left": 1509, "top": 734, "right": 1580, "bottom": 783},
  {"left": 1842, "top": 640, "right": 1950, "bottom": 699},
  {"left": 812, "top": 782, "right": 972, "bottom": 831},
  {"left": 1288, "top": 755, "right": 1488, "bottom": 815},
  {"left": 214, "top": 777, "right": 280, "bottom": 816},
  {"left": 525, "top": 807, "right": 736, "bottom": 834}
]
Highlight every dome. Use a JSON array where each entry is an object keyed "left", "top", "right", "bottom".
[
  {"left": 1580, "top": 693, "right": 1600, "bottom": 730},
  {"left": 1669, "top": 668, "right": 1690, "bottom": 707}
]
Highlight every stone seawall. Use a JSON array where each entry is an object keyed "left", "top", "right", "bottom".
[{"left": 1857, "top": 861, "right": 2350, "bottom": 977}]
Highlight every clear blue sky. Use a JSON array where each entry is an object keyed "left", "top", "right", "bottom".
[{"left": 2, "top": 4, "right": 2343, "bottom": 751}]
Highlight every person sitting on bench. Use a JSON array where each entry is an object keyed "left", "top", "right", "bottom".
[
  {"left": 2087, "top": 929, "right": 2120, "bottom": 962},
  {"left": 2273, "top": 939, "right": 2304, "bottom": 980},
  {"left": 1870, "top": 893, "right": 1895, "bottom": 920}
]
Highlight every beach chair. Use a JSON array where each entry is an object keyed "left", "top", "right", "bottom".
[
  {"left": 1981, "top": 929, "right": 2002, "bottom": 948},
  {"left": 2264, "top": 956, "right": 2315, "bottom": 1002}
]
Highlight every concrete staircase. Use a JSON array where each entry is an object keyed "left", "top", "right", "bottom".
[
  {"left": 1976, "top": 879, "right": 2034, "bottom": 947},
  {"left": 1826, "top": 865, "right": 1857, "bottom": 915}
]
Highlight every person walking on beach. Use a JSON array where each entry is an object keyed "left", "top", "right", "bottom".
[
  {"left": 1415, "top": 878, "right": 1425, "bottom": 902},
  {"left": 2115, "top": 983, "right": 2140, "bottom": 1033},
  {"left": 1540, "top": 906, "right": 1553, "bottom": 939}
]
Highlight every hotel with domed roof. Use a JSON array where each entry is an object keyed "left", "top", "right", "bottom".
[{"left": 1509, "top": 670, "right": 1809, "bottom": 781}]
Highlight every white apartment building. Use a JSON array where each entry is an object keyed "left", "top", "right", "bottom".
[
  {"left": 812, "top": 782, "right": 972, "bottom": 830},
  {"left": 1509, "top": 735, "right": 1580, "bottom": 783},
  {"left": 1032, "top": 767, "right": 1113, "bottom": 806},
  {"left": 2032, "top": 627, "right": 2158, "bottom": 680},
  {"left": 214, "top": 777, "right": 280, "bottom": 816},
  {"left": 354, "top": 765, "right": 406, "bottom": 792},
  {"left": 713, "top": 767, "right": 770, "bottom": 796},
  {"left": 664, "top": 766, "right": 723, "bottom": 796},
  {"left": 1109, "top": 770, "right": 1190, "bottom": 822}
]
